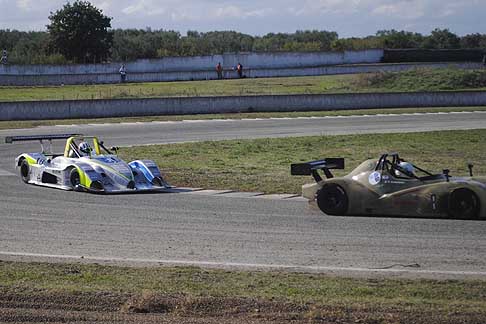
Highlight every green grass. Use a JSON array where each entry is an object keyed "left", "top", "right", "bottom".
[
  {"left": 0, "top": 74, "right": 354, "bottom": 102},
  {"left": 118, "top": 129, "right": 486, "bottom": 194},
  {"left": 1, "top": 261, "right": 485, "bottom": 314},
  {"left": 1, "top": 106, "right": 485, "bottom": 130},
  {"left": 1, "top": 68, "right": 486, "bottom": 102},
  {"left": 356, "top": 68, "right": 486, "bottom": 92}
]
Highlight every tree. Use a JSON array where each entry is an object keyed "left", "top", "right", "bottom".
[
  {"left": 460, "top": 33, "right": 484, "bottom": 48},
  {"left": 47, "top": 1, "right": 112, "bottom": 63},
  {"left": 376, "top": 30, "right": 423, "bottom": 49},
  {"left": 253, "top": 30, "right": 338, "bottom": 52},
  {"left": 423, "top": 28, "right": 460, "bottom": 49}
]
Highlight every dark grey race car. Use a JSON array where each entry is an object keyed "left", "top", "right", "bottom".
[{"left": 291, "top": 153, "right": 485, "bottom": 219}]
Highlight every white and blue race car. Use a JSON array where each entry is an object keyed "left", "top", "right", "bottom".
[{"left": 6, "top": 134, "right": 171, "bottom": 193}]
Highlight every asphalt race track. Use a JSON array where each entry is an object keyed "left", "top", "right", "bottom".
[
  {"left": 1, "top": 112, "right": 486, "bottom": 279},
  {"left": 1, "top": 111, "right": 486, "bottom": 146}
]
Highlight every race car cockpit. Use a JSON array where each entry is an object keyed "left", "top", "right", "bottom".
[{"left": 374, "top": 152, "right": 458, "bottom": 182}]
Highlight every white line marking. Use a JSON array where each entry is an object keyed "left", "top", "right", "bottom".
[
  {"left": 119, "top": 122, "right": 140, "bottom": 126},
  {"left": 42, "top": 110, "right": 486, "bottom": 128},
  {"left": 151, "top": 121, "right": 176, "bottom": 124},
  {"left": 208, "top": 119, "right": 231, "bottom": 122},
  {"left": 2, "top": 251, "right": 486, "bottom": 277}
]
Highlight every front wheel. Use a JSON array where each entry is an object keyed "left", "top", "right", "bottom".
[
  {"left": 448, "top": 188, "right": 480, "bottom": 219},
  {"left": 152, "top": 176, "right": 163, "bottom": 187},
  {"left": 316, "top": 183, "right": 348, "bottom": 216},
  {"left": 69, "top": 168, "right": 82, "bottom": 191},
  {"left": 19, "top": 159, "right": 30, "bottom": 183}
]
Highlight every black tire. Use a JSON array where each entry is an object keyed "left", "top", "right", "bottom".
[
  {"left": 69, "top": 168, "right": 81, "bottom": 190},
  {"left": 448, "top": 188, "right": 480, "bottom": 219},
  {"left": 19, "top": 159, "right": 30, "bottom": 183},
  {"left": 152, "top": 177, "right": 163, "bottom": 187},
  {"left": 316, "top": 183, "right": 348, "bottom": 216}
]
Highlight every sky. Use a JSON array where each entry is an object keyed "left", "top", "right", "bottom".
[{"left": 0, "top": 0, "right": 485, "bottom": 37}]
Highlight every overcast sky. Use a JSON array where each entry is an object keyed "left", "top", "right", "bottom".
[{"left": 0, "top": 0, "right": 484, "bottom": 37}]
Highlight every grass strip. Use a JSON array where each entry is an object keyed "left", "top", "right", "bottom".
[
  {"left": 0, "top": 106, "right": 485, "bottom": 130},
  {"left": 0, "top": 74, "right": 353, "bottom": 102},
  {"left": 0, "top": 260, "right": 485, "bottom": 322},
  {"left": 1, "top": 68, "right": 486, "bottom": 102},
  {"left": 118, "top": 129, "right": 486, "bottom": 194}
]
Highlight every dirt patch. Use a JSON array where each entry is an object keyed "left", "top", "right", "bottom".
[
  {"left": 0, "top": 287, "right": 485, "bottom": 324},
  {"left": 121, "top": 291, "right": 307, "bottom": 320}
]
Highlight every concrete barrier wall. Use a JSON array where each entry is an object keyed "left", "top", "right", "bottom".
[
  {"left": 0, "top": 49, "right": 384, "bottom": 75},
  {"left": 1, "top": 91, "right": 485, "bottom": 121},
  {"left": 0, "top": 49, "right": 386, "bottom": 85},
  {"left": 1, "top": 62, "right": 481, "bottom": 86}
]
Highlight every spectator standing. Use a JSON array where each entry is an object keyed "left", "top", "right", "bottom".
[
  {"left": 236, "top": 62, "right": 243, "bottom": 78},
  {"left": 482, "top": 54, "right": 486, "bottom": 68},
  {"left": 119, "top": 64, "right": 127, "bottom": 83},
  {"left": 0, "top": 49, "right": 7, "bottom": 64},
  {"left": 216, "top": 62, "right": 223, "bottom": 79}
]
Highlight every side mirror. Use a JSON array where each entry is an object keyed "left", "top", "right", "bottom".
[{"left": 110, "top": 146, "right": 119, "bottom": 154}]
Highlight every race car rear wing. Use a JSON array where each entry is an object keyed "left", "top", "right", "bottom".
[
  {"left": 291, "top": 158, "right": 344, "bottom": 182},
  {"left": 5, "top": 133, "right": 82, "bottom": 144},
  {"left": 5, "top": 134, "right": 82, "bottom": 155}
]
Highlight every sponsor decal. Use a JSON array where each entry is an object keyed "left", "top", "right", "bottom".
[
  {"left": 368, "top": 171, "right": 381, "bottom": 185},
  {"left": 96, "top": 157, "right": 117, "bottom": 164},
  {"left": 384, "top": 180, "right": 406, "bottom": 185},
  {"left": 431, "top": 194, "right": 437, "bottom": 210}
]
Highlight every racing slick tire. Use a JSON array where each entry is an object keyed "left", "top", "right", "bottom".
[
  {"left": 152, "top": 176, "right": 163, "bottom": 187},
  {"left": 448, "top": 188, "right": 480, "bottom": 219},
  {"left": 69, "top": 168, "right": 83, "bottom": 191},
  {"left": 316, "top": 183, "right": 348, "bottom": 216},
  {"left": 19, "top": 159, "right": 30, "bottom": 183}
]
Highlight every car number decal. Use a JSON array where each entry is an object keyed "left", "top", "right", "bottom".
[{"left": 368, "top": 171, "right": 381, "bottom": 185}]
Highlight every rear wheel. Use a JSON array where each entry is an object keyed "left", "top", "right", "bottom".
[
  {"left": 69, "top": 168, "right": 82, "bottom": 191},
  {"left": 316, "top": 184, "right": 348, "bottom": 216},
  {"left": 448, "top": 188, "right": 480, "bottom": 219},
  {"left": 19, "top": 159, "right": 30, "bottom": 183}
]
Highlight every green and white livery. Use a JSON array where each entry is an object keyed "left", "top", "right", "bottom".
[{"left": 6, "top": 134, "right": 170, "bottom": 193}]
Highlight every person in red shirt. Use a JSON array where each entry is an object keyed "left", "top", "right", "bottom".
[{"left": 216, "top": 62, "right": 223, "bottom": 79}]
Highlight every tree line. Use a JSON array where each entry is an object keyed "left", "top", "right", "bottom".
[{"left": 0, "top": 1, "right": 485, "bottom": 65}]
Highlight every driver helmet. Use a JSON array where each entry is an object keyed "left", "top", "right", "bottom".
[
  {"left": 79, "top": 141, "right": 92, "bottom": 156},
  {"left": 395, "top": 161, "right": 415, "bottom": 177}
]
